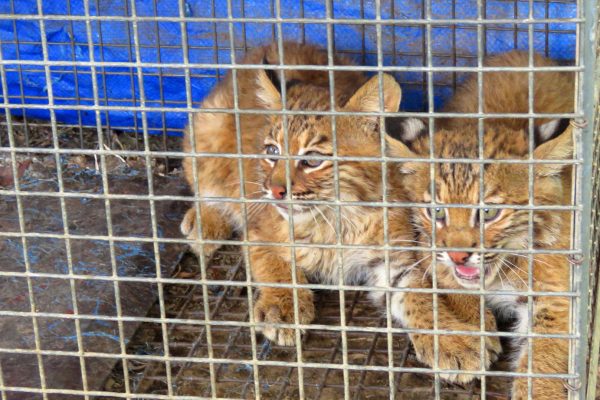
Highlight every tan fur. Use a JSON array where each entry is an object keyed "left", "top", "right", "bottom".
[
  {"left": 181, "top": 43, "right": 416, "bottom": 346},
  {"left": 387, "top": 51, "right": 574, "bottom": 397},
  {"left": 181, "top": 42, "right": 366, "bottom": 258}
]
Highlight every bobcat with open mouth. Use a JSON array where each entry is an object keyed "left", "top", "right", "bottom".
[{"left": 386, "top": 51, "right": 574, "bottom": 399}]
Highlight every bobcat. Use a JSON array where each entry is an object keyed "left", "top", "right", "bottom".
[
  {"left": 386, "top": 51, "right": 575, "bottom": 398},
  {"left": 181, "top": 43, "right": 418, "bottom": 346},
  {"left": 180, "top": 42, "right": 366, "bottom": 259}
]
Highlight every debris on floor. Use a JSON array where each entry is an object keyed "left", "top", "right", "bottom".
[
  {"left": 108, "top": 249, "right": 513, "bottom": 400},
  {"left": 0, "top": 151, "right": 188, "bottom": 400}
]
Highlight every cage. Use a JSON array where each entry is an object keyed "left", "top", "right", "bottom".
[{"left": 0, "top": 0, "right": 598, "bottom": 399}]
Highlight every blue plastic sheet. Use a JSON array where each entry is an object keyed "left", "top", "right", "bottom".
[{"left": 0, "top": 0, "right": 577, "bottom": 136}]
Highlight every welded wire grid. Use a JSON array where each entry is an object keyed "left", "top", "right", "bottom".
[
  {"left": 0, "top": 0, "right": 597, "bottom": 399},
  {"left": 584, "top": 26, "right": 600, "bottom": 400},
  {"left": 108, "top": 248, "right": 513, "bottom": 399}
]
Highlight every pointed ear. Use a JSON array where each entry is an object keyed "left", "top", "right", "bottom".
[
  {"left": 384, "top": 117, "right": 428, "bottom": 174},
  {"left": 344, "top": 73, "right": 401, "bottom": 113},
  {"left": 384, "top": 131, "right": 422, "bottom": 175},
  {"left": 256, "top": 64, "right": 282, "bottom": 110},
  {"left": 533, "top": 120, "right": 573, "bottom": 176}
]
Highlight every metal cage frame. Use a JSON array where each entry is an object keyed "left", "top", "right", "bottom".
[{"left": 0, "top": 0, "right": 598, "bottom": 399}]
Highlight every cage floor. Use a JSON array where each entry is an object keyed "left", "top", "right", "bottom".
[{"left": 106, "top": 247, "right": 514, "bottom": 399}]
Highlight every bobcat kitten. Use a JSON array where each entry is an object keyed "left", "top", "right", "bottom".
[
  {"left": 181, "top": 43, "right": 417, "bottom": 346},
  {"left": 386, "top": 51, "right": 574, "bottom": 399},
  {"left": 180, "top": 42, "right": 365, "bottom": 259}
]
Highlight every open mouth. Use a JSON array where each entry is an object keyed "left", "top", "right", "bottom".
[{"left": 454, "top": 264, "right": 487, "bottom": 281}]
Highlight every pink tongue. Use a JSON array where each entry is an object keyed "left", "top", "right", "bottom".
[{"left": 455, "top": 265, "right": 480, "bottom": 277}]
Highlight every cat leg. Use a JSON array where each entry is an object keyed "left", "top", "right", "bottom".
[
  {"left": 392, "top": 272, "right": 501, "bottom": 384},
  {"left": 511, "top": 296, "right": 570, "bottom": 400},
  {"left": 366, "top": 258, "right": 414, "bottom": 306},
  {"left": 250, "top": 245, "right": 315, "bottom": 346},
  {"left": 180, "top": 204, "right": 236, "bottom": 259}
]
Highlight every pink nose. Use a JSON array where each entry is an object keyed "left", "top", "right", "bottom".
[
  {"left": 270, "top": 184, "right": 286, "bottom": 200},
  {"left": 448, "top": 251, "right": 470, "bottom": 265}
]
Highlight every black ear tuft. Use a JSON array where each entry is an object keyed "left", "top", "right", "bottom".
[
  {"left": 263, "top": 56, "right": 282, "bottom": 94},
  {"left": 285, "top": 79, "right": 301, "bottom": 90},
  {"left": 384, "top": 117, "right": 428, "bottom": 149},
  {"left": 262, "top": 57, "right": 302, "bottom": 94},
  {"left": 534, "top": 118, "right": 570, "bottom": 147}
]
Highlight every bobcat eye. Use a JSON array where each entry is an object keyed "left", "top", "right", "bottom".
[
  {"left": 300, "top": 151, "right": 326, "bottom": 168},
  {"left": 481, "top": 208, "right": 501, "bottom": 222},
  {"left": 264, "top": 144, "right": 280, "bottom": 161},
  {"left": 428, "top": 207, "right": 446, "bottom": 221}
]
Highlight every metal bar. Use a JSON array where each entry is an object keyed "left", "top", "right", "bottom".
[
  {"left": 0, "top": 146, "right": 586, "bottom": 165},
  {"left": 476, "top": 1, "right": 487, "bottom": 398},
  {"left": 0, "top": 0, "right": 590, "bottom": 398},
  {"left": 580, "top": 0, "right": 599, "bottom": 397},
  {"left": 0, "top": 314, "right": 579, "bottom": 338},
  {"left": 82, "top": 0, "right": 132, "bottom": 396},
  {"left": 224, "top": 0, "right": 262, "bottom": 397},
  {"left": 0, "top": 230, "right": 584, "bottom": 254},
  {"left": 0, "top": 58, "right": 586, "bottom": 71},
  {"left": 0, "top": 349, "right": 579, "bottom": 378},
  {"left": 0, "top": 274, "right": 582, "bottom": 297},
  {"left": 0, "top": 14, "right": 585, "bottom": 24},
  {"left": 0, "top": 12, "right": 49, "bottom": 400},
  {"left": 128, "top": 1, "right": 174, "bottom": 396},
  {"left": 0, "top": 100, "right": 586, "bottom": 116},
  {"left": 36, "top": 1, "right": 90, "bottom": 397}
]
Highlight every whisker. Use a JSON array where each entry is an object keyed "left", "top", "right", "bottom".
[
  {"left": 321, "top": 204, "right": 357, "bottom": 232},
  {"left": 503, "top": 256, "right": 537, "bottom": 281},
  {"left": 422, "top": 261, "right": 434, "bottom": 284},
  {"left": 388, "top": 238, "right": 430, "bottom": 246},
  {"left": 500, "top": 259, "right": 529, "bottom": 289},
  {"left": 224, "top": 180, "right": 264, "bottom": 188},
  {"left": 309, "top": 206, "right": 323, "bottom": 237},
  {"left": 507, "top": 253, "right": 555, "bottom": 270},
  {"left": 314, "top": 205, "right": 336, "bottom": 234},
  {"left": 323, "top": 204, "right": 343, "bottom": 227},
  {"left": 379, "top": 254, "right": 432, "bottom": 287},
  {"left": 324, "top": 204, "right": 361, "bottom": 232},
  {"left": 497, "top": 266, "right": 510, "bottom": 291},
  {"left": 406, "top": 255, "right": 431, "bottom": 270},
  {"left": 340, "top": 212, "right": 360, "bottom": 232},
  {"left": 244, "top": 190, "right": 265, "bottom": 197},
  {"left": 389, "top": 254, "right": 431, "bottom": 284}
]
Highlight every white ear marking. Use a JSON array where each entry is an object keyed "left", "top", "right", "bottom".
[
  {"left": 537, "top": 119, "right": 561, "bottom": 142},
  {"left": 400, "top": 118, "right": 427, "bottom": 141},
  {"left": 534, "top": 118, "right": 570, "bottom": 147}
]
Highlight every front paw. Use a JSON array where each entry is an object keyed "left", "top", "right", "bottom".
[
  {"left": 253, "top": 288, "right": 315, "bottom": 346},
  {"left": 512, "top": 375, "right": 568, "bottom": 399},
  {"left": 180, "top": 207, "right": 220, "bottom": 259},
  {"left": 411, "top": 332, "right": 502, "bottom": 384}
]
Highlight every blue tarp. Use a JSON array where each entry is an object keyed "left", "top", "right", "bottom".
[{"left": 0, "top": 0, "right": 577, "bottom": 136}]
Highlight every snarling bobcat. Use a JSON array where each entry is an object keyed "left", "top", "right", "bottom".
[
  {"left": 180, "top": 43, "right": 418, "bottom": 346},
  {"left": 386, "top": 51, "right": 575, "bottom": 398}
]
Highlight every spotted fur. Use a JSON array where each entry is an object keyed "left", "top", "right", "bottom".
[
  {"left": 180, "top": 42, "right": 417, "bottom": 346},
  {"left": 386, "top": 51, "right": 575, "bottom": 398}
]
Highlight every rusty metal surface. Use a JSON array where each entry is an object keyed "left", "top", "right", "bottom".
[{"left": 0, "top": 154, "right": 187, "bottom": 399}]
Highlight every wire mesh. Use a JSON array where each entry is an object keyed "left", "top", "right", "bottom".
[{"left": 0, "top": 0, "right": 596, "bottom": 399}]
